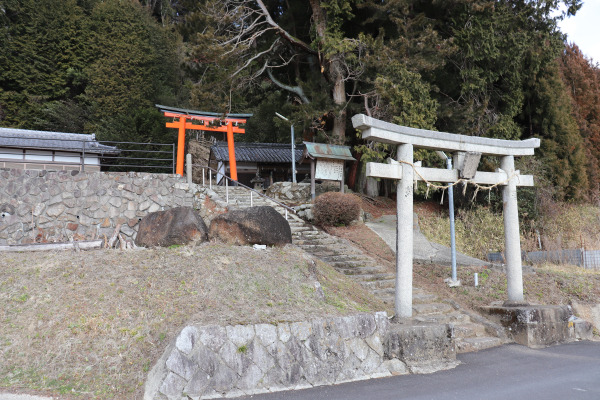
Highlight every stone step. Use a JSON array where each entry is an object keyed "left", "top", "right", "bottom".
[
  {"left": 413, "top": 311, "right": 470, "bottom": 324},
  {"left": 351, "top": 272, "right": 396, "bottom": 282},
  {"left": 452, "top": 322, "right": 487, "bottom": 339},
  {"left": 320, "top": 255, "right": 375, "bottom": 263},
  {"left": 308, "top": 250, "right": 339, "bottom": 258},
  {"left": 360, "top": 279, "right": 396, "bottom": 290},
  {"left": 455, "top": 336, "right": 503, "bottom": 354},
  {"left": 412, "top": 292, "right": 439, "bottom": 304},
  {"left": 290, "top": 226, "right": 317, "bottom": 233},
  {"left": 336, "top": 265, "right": 388, "bottom": 276},
  {"left": 328, "top": 260, "right": 374, "bottom": 269},
  {"left": 294, "top": 238, "right": 338, "bottom": 246},
  {"left": 412, "top": 302, "right": 455, "bottom": 316},
  {"left": 296, "top": 244, "right": 337, "bottom": 252},
  {"left": 293, "top": 233, "right": 329, "bottom": 240}
]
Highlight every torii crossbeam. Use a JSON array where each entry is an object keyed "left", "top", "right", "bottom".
[
  {"left": 352, "top": 114, "right": 541, "bottom": 319},
  {"left": 157, "top": 104, "right": 252, "bottom": 179}
]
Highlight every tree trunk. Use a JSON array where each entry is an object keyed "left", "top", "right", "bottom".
[
  {"left": 309, "top": 0, "right": 347, "bottom": 144},
  {"left": 331, "top": 55, "right": 347, "bottom": 144}
]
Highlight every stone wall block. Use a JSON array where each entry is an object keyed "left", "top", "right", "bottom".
[
  {"left": 28, "top": 184, "right": 41, "bottom": 197},
  {"left": 254, "top": 324, "right": 277, "bottom": 348},
  {"left": 108, "top": 207, "right": 120, "bottom": 219},
  {"left": 139, "top": 200, "right": 151, "bottom": 211},
  {"left": 108, "top": 197, "right": 122, "bottom": 208},
  {"left": 198, "top": 326, "right": 227, "bottom": 353},
  {"left": 122, "top": 191, "right": 137, "bottom": 201},
  {"left": 176, "top": 326, "right": 199, "bottom": 355},
  {"left": 226, "top": 325, "right": 255, "bottom": 348},
  {"left": 63, "top": 198, "right": 76, "bottom": 208},
  {"left": 16, "top": 204, "right": 30, "bottom": 217},
  {"left": 158, "top": 371, "right": 187, "bottom": 400},
  {"left": 348, "top": 337, "right": 370, "bottom": 361},
  {"left": 123, "top": 210, "right": 136, "bottom": 219},
  {"left": 183, "top": 369, "right": 211, "bottom": 399},
  {"left": 46, "top": 204, "right": 65, "bottom": 218},
  {"left": 336, "top": 353, "right": 362, "bottom": 383},
  {"left": 32, "top": 203, "right": 45, "bottom": 217},
  {"left": 166, "top": 350, "right": 197, "bottom": 381},
  {"left": 290, "top": 321, "right": 312, "bottom": 342},
  {"left": 148, "top": 203, "right": 161, "bottom": 213}
]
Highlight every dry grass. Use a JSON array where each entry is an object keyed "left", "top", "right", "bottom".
[{"left": 0, "top": 243, "right": 384, "bottom": 399}]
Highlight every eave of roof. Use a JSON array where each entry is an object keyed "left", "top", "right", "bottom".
[
  {"left": 303, "top": 142, "right": 355, "bottom": 161},
  {"left": 210, "top": 142, "right": 304, "bottom": 163},
  {"left": 156, "top": 104, "right": 253, "bottom": 119},
  {"left": 0, "top": 127, "right": 119, "bottom": 154}
]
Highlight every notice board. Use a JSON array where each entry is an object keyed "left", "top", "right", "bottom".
[{"left": 315, "top": 159, "right": 344, "bottom": 181}]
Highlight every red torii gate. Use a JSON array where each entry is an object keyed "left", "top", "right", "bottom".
[{"left": 157, "top": 104, "right": 252, "bottom": 180}]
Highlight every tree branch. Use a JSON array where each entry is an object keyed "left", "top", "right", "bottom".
[
  {"left": 256, "top": 0, "right": 317, "bottom": 55},
  {"left": 267, "top": 67, "right": 310, "bottom": 104}
]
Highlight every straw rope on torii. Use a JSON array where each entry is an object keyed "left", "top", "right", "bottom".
[
  {"left": 387, "top": 159, "right": 522, "bottom": 203},
  {"left": 352, "top": 114, "right": 540, "bottom": 320}
]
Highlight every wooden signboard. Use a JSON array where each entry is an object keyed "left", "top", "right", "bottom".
[{"left": 315, "top": 159, "right": 344, "bottom": 181}]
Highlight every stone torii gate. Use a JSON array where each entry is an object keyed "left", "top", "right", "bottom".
[{"left": 352, "top": 114, "right": 541, "bottom": 319}]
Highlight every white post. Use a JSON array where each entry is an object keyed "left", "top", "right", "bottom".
[
  {"left": 202, "top": 168, "right": 205, "bottom": 186},
  {"left": 209, "top": 170, "right": 212, "bottom": 190},
  {"left": 396, "top": 143, "right": 414, "bottom": 318},
  {"left": 501, "top": 155, "right": 524, "bottom": 303},
  {"left": 250, "top": 191, "right": 253, "bottom": 207},
  {"left": 226, "top": 178, "right": 229, "bottom": 204},
  {"left": 186, "top": 154, "right": 192, "bottom": 185}
]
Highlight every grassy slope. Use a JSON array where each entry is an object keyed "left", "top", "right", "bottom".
[{"left": 0, "top": 243, "right": 385, "bottom": 399}]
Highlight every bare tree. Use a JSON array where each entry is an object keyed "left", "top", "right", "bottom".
[{"left": 204, "top": 0, "right": 366, "bottom": 144}]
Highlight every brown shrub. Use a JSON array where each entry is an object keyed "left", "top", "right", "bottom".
[{"left": 313, "top": 192, "right": 361, "bottom": 226}]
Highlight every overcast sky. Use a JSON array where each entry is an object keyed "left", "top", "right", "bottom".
[{"left": 556, "top": 1, "right": 600, "bottom": 63}]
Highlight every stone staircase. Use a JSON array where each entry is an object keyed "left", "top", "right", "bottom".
[{"left": 208, "top": 185, "right": 505, "bottom": 353}]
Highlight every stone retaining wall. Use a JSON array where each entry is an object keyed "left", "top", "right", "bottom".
[
  {"left": 145, "top": 312, "right": 410, "bottom": 400},
  {"left": 0, "top": 169, "right": 198, "bottom": 245}
]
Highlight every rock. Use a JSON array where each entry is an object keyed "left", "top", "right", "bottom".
[
  {"left": 209, "top": 206, "right": 292, "bottom": 246},
  {"left": 135, "top": 206, "right": 208, "bottom": 247}
]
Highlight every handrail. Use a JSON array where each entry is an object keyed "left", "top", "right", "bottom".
[{"left": 190, "top": 163, "right": 297, "bottom": 215}]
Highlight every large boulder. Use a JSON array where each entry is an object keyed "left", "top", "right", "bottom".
[
  {"left": 135, "top": 206, "right": 208, "bottom": 247},
  {"left": 209, "top": 206, "right": 292, "bottom": 246}
]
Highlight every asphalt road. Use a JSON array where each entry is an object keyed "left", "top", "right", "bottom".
[{"left": 239, "top": 341, "right": 600, "bottom": 400}]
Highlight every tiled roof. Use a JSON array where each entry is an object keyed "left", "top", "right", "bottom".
[
  {"left": 0, "top": 127, "right": 119, "bottom": 154},
  {"left": 211, "top": 141, "right": 304, "bottom": 163}
]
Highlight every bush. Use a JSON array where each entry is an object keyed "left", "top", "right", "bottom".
[{"left": 313, "top": 192, "right": 361, "bottom": 226}]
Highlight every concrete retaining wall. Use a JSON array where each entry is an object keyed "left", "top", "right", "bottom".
[
  {"left": 0, "top": 169, "right": 199, "bottom": 245},
  {"left": 145, "top": 312, "right": 411, "bottom": 400}
]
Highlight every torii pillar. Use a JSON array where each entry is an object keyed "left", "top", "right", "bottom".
[{"left": 352, "top": 114, "right": 540, "bottom": 319}]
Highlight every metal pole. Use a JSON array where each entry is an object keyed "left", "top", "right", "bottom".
[
  {"left": 275, "top": 112, "right": 296, "bottom": 184},
  {"left": 202, "top": 168, "right": 205, "bottom": 186},
  {"left": 81, "top": 140, "right": 85, "bottom": 172},
  {"left": 250, "top": 191, "right": 253, "bottom": 207},
  {"left": 447, "top": 157, "right": 457, "bottom": 282},
  {"left": 186, "top": 153, "right": 192, "bottom": 185},
  {"left": 172, "top": 144, "right": 176, "bottom": 174},
  {"left": 226, "top": 178, "right": 229, "bottom": 204},
  {"left": 291, "top": 124, "right": 296, "bottom": 184}
]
